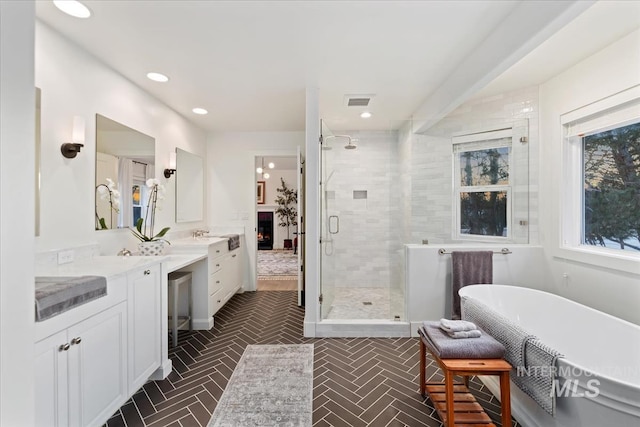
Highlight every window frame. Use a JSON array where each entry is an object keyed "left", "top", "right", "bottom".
[
  {"left": 452, "top": 129, "right": 513, "bottom": 242},
  {"left": 560, "top": 86, "right": 640, "bottom": 271}
]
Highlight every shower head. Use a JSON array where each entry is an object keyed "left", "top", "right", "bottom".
[
  {"left": 324, "top": 134, "right": 357, "bottom": 150},
  {"left": 345, "top": 138, "right": 358, "bottom": 150}
]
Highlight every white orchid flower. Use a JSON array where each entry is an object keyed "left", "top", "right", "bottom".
[
  {"left": 97, "top": 178, "right": 120, "bottom": 213},
  {"left": 146, "top": 178, "right": 161, "bottom": 188}
]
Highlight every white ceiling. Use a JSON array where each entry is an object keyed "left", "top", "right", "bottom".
[{"left": 35, "top": 1, "right": 638, "bottom": 133}]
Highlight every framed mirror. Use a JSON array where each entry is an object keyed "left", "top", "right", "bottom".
[
  {"left": 95, "top": 114, "right": 155, "bottom": 230},
  {"left": 175, "top": 148, "right": 204, "bottom": 222}
]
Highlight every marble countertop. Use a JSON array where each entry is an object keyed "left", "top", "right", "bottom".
[
  {"left": 36, "top": 256, "right": 165, "bottom": 279},
  {"left": 165, "top": 253, "right": 207, "bottom": 272},
  {"left": 170, "top": 236, "right": 228, "bottom": 248}
]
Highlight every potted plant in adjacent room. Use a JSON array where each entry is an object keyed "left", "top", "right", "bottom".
[
  {"left": 131, "top": 178, "right": 171, "bottom": 255},
  {"left": 274, "top": 177, "right": 297, "bottom": 250}
]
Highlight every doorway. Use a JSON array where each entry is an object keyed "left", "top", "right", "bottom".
[{"left": 254, "top": 155, "right": 303, "bottom": 295}]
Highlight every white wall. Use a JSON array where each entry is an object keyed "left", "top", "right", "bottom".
[
  {"left": 304, "top": 88, "right": 320, "bottom": 336},
  {"left": 208, "top": 132, "right": 304, "bottom": 290},
  {"left": 406, "top": 245, "right": 549, "bottom": 335},
  {"left": 538, "top": 29, "right": 640, "bottom": 325},
  {"left": 0, "top": 2, "right": 35, "bottom": 424},
  {"left": 35, "top": 21, "right": 208, "bottom": 255}
]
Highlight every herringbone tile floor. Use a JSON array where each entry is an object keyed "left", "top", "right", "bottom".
[{"left": 106, "top": 291, "right": 519, "bottom": 427}]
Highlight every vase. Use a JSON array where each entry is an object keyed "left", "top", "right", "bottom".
[{"left": 138, "top": 240, "right": 165, "bottom": 256}]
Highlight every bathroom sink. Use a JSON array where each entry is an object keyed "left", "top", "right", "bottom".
[{"left": 35, "top": 276, "right": 107, "bottom": 322}]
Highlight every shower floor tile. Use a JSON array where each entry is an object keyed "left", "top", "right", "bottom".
[{"left": 325, "top": 287, "right": 401, "bottom": 320}]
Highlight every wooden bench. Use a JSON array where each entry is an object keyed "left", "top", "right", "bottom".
[{"left": 419, "top": 330, "right": 512, "bottom": 427}]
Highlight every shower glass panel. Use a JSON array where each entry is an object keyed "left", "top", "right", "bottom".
[{"left": 319, "top": 120, "right": 405, "bottom": 321}]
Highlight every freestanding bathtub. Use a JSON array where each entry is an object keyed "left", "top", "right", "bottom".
[{"left": 459, "top": 284, "right": 640, "bottom": 427}]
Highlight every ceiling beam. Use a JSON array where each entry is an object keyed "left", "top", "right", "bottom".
[{"left": 412, "top": 0, "right": 595, "bottom": 134}]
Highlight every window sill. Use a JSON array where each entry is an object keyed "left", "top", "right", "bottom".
[{"left": 553, "top": 245, "right": 640, "bottom": 276}]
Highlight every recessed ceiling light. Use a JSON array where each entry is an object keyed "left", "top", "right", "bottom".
[
  {"left": 53, "top": 1, "right": 91, "bottom": 18},
  {"left": 146, "top": 72, "right": 169, "bottom": 83},
  {"left": 360, "top": 111, "right": 372, "bottom": 119},
  {"left": 192, "top": 108, "right": 208, "bottom": 115}
]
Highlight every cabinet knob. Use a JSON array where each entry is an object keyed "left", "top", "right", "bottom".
[
  {"left": 217, "top": 300, "right": 221, "bottom": 303},
  {"left": 216, "top": 250, "right": 220, "bottom": 253},
  {"left": 144, "top": 269, "right": 151, "bottom": 275},
  {"left": 71, "top": 337, "right": 82, "bottom": 345},
  {"left": 59, "top": 343, "right": 70, "bottom": 352},
  {"left": 232, "top": 254, "right": 237, "bottom": 258},
  {"left": 215, "top": 264, "right": 220, "bottom": 268},
  {"left": 216, "top": 280, "right": 220, "bottom": 284}
]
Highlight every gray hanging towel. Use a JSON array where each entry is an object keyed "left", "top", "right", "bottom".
[
  {"left": 451, "top": 251, "right": 492, "bottom": 319},
  {"left": 221, "top": 234, "right": 240, "bottom": 251}
]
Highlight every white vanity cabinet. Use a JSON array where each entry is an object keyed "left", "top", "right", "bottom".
[
  {"left": 35, "top": 257, "right": 164, "bottom": 427},
  {"left": 127, "top": 264, "right": 162, "bottom": 393},
  {"left": 222, "top": 249, "right": 242, "bottom": 303},
  {"left": 208, "top": 243, "right": 243, "bottom": 323},
  {"left": 208, "top": 241, "right": 228, "bottom": 317},
  {"left": 35, "top": 302, "right": 128, "bottom": 427},
  {"left": 171, "top": 237, "right": 243, "bottom": 330}
]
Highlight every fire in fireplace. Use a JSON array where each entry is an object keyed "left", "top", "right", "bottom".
[{"left": 257, "top": 212, "right": 273, "bottom": 250}]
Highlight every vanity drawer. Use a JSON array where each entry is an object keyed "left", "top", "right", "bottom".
[
  {"left": 209, "top": 241, "right": 228, "bottom": 260},
  {"left": 209, "top": 257, "right": 223, "bottom": 274},
  {"left": 209, "top": 288, "right": 224, "bottom": 315},
  {"left": 209, "top": 269, "right": 223, "bottom": 294}
]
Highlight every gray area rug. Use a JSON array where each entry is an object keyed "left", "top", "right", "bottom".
[
  {"left": 257, "top": 250, "right": 298, "bottom": 278},
  {"left": 208, "top": 344, "right": 313, "bottom": 427}
]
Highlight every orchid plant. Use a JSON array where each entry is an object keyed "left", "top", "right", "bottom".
[
  {"left": 130, "top": 179, "right": 171, "bottom": 243},
  {"left": 95, "top": 178, "right": 121, "bottom": 230}
]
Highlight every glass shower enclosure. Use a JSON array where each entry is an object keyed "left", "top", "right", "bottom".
[{"left": 319, "top": 120, "right": 405, "bottom": 321}]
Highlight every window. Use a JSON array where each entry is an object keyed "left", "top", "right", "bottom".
[
  {"left": 453, "top": 130, "right": 512, "bottom": 240},
  {"left": 132, "top": 184, "right": 142, "bottom": 225},
  {"left": 582, "top": 121, "right": 640, "bottom": 252},
  {"left": 561, "top": 86, "right": 640, "bottom": 257}
]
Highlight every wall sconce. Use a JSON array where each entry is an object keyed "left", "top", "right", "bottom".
[
  {"left": 61, "top": 116, "right": 85, "bottom": 159},
  {"left": 164, "top": 151, "right": 177, "bottom": 178}
]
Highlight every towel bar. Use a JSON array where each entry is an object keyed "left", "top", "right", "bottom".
[{"left": 438, "top": 248, "right": 511, "bottom": 255}]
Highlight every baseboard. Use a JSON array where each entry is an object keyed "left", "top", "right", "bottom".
[
  {"left": 149, "top": 359, "right": 173, "bottom": 380},
  {"left": 315, "top": 321, "right": 411, "bottom": 338},
  {"left": 192, "top": 317, "right": 214, "bottom": 330}
]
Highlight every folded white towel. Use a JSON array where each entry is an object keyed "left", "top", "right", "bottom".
[
  {"left": 447, "top": 329, "right": 482, "bottom": 339},
  {"left": 439, "top": 318, "right": 477, "bottom": 333}
]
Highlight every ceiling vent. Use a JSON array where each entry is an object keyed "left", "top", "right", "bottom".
[{"left": 344, "top": 94, "right": 375, "bottom": 107}]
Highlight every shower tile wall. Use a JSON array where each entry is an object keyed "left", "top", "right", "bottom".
[
  {"left": 409, "top": 85, "right": 540, "bottom": 244},
  {"left": 322, "top": 131, "right": 402, "bottom": 290}
]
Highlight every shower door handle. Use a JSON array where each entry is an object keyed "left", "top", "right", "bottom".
[{"left": 329, "top": 216, "right": 339, "bottom": 234}]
